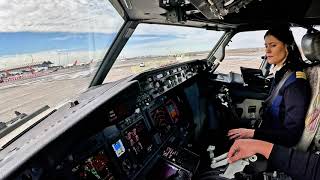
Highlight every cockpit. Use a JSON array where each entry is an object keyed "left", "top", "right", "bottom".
[{"left": 0, "top": 0, "right": 320, "bottom": 180}]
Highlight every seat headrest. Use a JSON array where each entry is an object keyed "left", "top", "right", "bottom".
[{"left": 301, "top": 32, "right": 320, "bottom": 63}]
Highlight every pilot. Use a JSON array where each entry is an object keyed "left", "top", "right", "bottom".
[
  {"left": 227, "top": 139, "right": 320, "bottom": 180},
  {"left": 227, "top": 25, "right": 311, "bottom": 147}
]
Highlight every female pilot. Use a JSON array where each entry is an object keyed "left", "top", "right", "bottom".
[{"left": 228, "top": 25, "right": 311, "bottom": 147}]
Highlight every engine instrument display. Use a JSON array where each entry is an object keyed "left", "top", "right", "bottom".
[
  {"left": 165, "top": 100, "right": 180, "bottom": 123},
  {"left": 150, "top": 98, "right": 184, "bottom": 141},
  {"left": 151, "top": 105, "right": 173, "bottom": 141}
]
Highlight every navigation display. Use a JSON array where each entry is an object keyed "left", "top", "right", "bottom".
[
  {"left": 112, "top": 139, "right": 125, "bottom": 157},
  {"left": 72, "top": 150, "right": 115, "bottom": 180}
]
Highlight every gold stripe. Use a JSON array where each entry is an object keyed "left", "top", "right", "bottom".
[
  {"left": 296, "top": 74, "right": 306, "bottom": 77},
  {"left": 296, "top": 75, "right": 306, "bottom": 77},
  {"left": 296, "top": 75, "right": 306, "bottom": 79}
]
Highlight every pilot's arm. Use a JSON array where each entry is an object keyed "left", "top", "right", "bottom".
[{"left": 228, "top": 139, "right": 320, "bottom": 180}]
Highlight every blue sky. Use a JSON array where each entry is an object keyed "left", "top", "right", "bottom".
[
  {"left": 0, "top": 27, "right": 222, "bottom": 58},
  {"left": 0, "top": 26, "right": 307, "bottom": 62},
  {"left": 0, "top": 32, "right": 185, "bottom": 58},
  {"left": 0, "top": 32, "right": 115, "bottom": 57}
]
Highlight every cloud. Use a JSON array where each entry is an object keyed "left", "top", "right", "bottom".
[
  {"left": 50, "top": 36, "right": 75, "bottom": 41},
  {"left": 119, "top": 25, "right": 310, "bottom": 58},
  {"left": 120, "top": 25, "right": 224, "bottom": 58},
  {"left": 222, "top": 27, "right": 308, "bottom": 50},
  {"left": 0, "top": 0, "right": 123, "bottom": 33},
  {"left": 50, "top": 34, "right": 86, "bottom": 41}
]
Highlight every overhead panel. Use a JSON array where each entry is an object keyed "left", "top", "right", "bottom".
[{"left": 189, "top": 0, "right": 255, "bottom": 19}]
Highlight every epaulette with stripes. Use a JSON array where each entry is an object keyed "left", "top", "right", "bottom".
[{"left": 296, "top": 71, "right": 307, "bottom": 79}]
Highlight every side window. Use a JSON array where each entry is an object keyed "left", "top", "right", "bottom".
[
  {"left": 215, "top": 30, "right": 266, "bottom": 74},
  {"left": 215, "top": 27, "right": 311, "bottom": 74}
]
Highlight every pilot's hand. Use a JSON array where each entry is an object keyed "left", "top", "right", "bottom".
[
  {"left": 227, "top": 128, "right": 255, "bottom": 140},
  {"left": 227, "top": 139, "right": 274, "bottom": 163}
]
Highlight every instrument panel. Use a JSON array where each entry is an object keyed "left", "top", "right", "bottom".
[{"left": 8, "top": 60, "right": 206, "bottom": 180}]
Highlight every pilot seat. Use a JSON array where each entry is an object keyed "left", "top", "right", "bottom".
[{"left": 296, "top": 30, "right": 320, "bottom": 152}]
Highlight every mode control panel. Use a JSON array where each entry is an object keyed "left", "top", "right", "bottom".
[{"left": 138, "top": 62, "right": 204, "bottom": 103}]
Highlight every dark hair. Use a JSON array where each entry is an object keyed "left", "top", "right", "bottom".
[{"left": 264, "top": 24, "right": 304, "bottom": 70}]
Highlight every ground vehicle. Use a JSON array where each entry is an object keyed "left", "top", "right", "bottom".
[
  {"left": 0, "top": 0, "right": 319, "bottom": 179},
  {"left": 139, "top": 62, "right": 145, "bottom": 67}
]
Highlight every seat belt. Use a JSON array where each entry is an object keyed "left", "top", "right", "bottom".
[
  {"left": 255, "top": 70, "right": 293, "bottom": 128},
  {"left": 264, "top": 70, "right": 293, "bottom": 106}
]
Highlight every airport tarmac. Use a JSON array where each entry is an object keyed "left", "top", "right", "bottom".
[
  {"left": 0, "top": 69, "right": 94, "bottom": 123},
  {"left": 0, "top": 50, "right": 261, "bottom": 123}
]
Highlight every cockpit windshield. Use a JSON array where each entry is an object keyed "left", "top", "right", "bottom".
[
  {"left": 0, "top": 1, "right": 124, "bottom": 128},
  {"left": 103, "top": 24, "right": 224, "bottom": 83}
]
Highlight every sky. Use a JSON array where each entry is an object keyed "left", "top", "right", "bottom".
[
  {"left": 0, "top": 32, "right": 115, "bottom": 56},
  {"left": 0, "top": 0, "right": 308, "bottom": 69}
]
